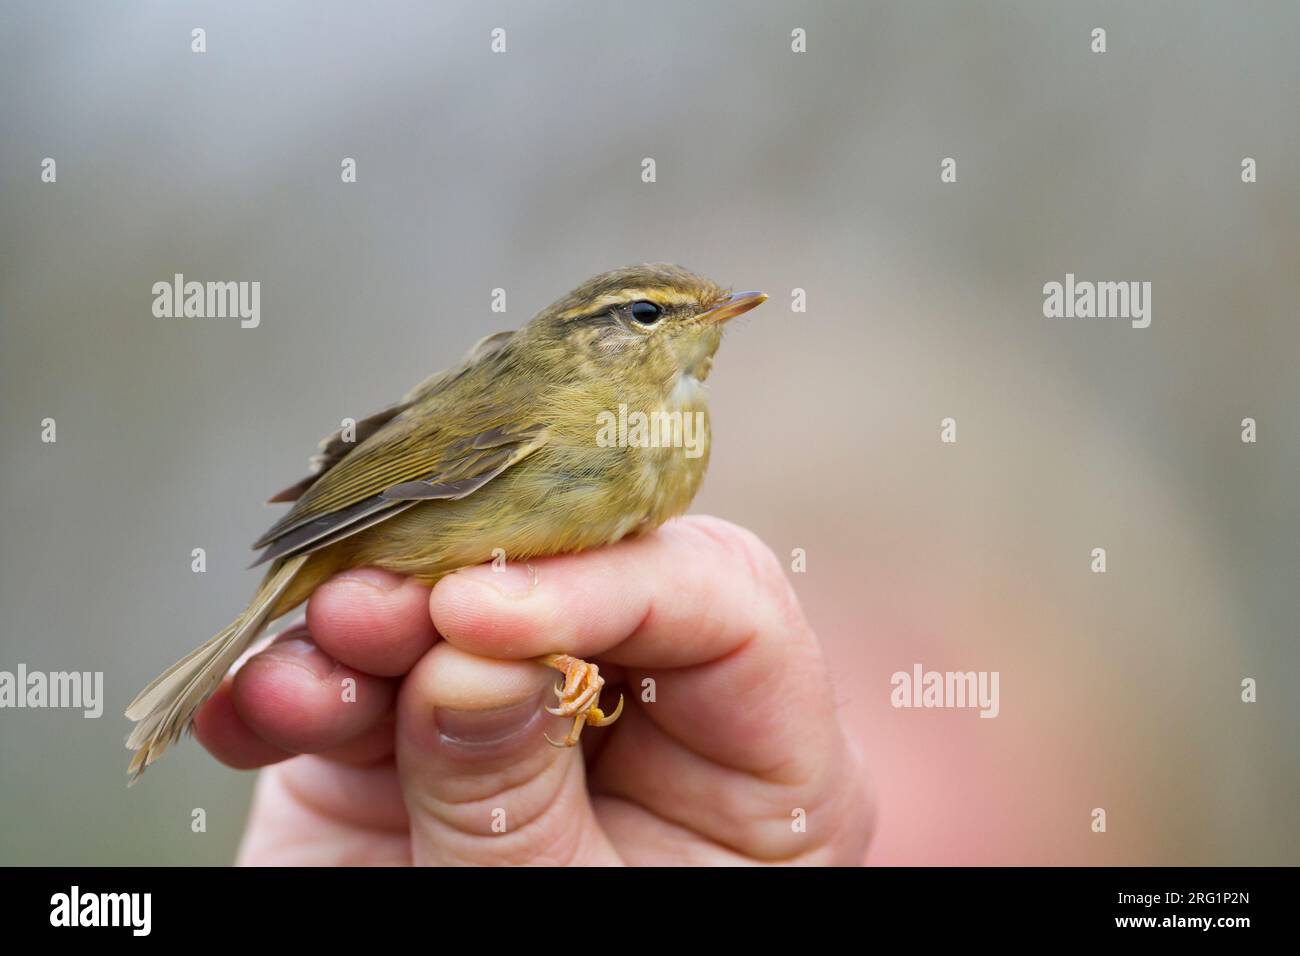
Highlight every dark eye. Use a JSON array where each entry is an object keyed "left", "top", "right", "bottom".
[{"left": 629, "top": 300, "right": 663, "bottom": 325}]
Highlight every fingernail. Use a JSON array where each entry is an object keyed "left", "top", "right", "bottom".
[
  {"left": 335, "top": 568, "right": 404, "bottom": 593},
  {"left": 453, "top": 561, "right": 536, "bottom": 600},
  {"left": 435, "top": 695, "right": 540, "bottom": 748},
  {"left": 259, "top": 638, "right": 338, "bottom": 680}
]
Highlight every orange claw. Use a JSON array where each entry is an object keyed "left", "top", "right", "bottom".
[{"left": 537, "top": 653, "right": 624, "bottom": 747}]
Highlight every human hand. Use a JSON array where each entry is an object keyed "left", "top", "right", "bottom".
[{"left": 194, "top": 515, "right": 873, "bottom": 865}]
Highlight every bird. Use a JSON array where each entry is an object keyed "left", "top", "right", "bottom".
[{"left": 125, "top": 264, "right": 767, "bottom": 781}]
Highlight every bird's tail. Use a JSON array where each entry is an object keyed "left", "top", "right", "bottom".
[{"left": 125, "top": 553, "right": 309, "bottom": 783}]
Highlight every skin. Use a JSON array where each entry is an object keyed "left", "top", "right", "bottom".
[{"left": 194, "top": 515, "right": 874, "bottom": 865}]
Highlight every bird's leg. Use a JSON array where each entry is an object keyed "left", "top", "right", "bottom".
[{"left": 537, "top": 653, "right": 624, "bottom": 747}]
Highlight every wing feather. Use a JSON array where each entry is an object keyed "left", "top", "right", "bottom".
[
  {"left": 251, "top": 329, "right": 538, "bottom": 563},
  {"left": 263, "top": 330, "right": 517, "bottom": 506},
  {"left": 250, "top": 427, "right": 544, "bottom": 567}
]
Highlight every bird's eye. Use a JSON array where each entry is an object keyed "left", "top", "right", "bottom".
[{"left": 629, "top": 300, "right": 663, "bottom": 326}]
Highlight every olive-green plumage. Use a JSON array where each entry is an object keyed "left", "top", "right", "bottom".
[{"left": 125, "top": 264, "right": 766, "bottom": 780}]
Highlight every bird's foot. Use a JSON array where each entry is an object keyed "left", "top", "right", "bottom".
[{"left": 537, "top": 653, "right": 624, "bottom": 747}]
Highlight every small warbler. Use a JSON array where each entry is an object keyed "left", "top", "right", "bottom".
[{"left": 126, "top": 264, "right": 766, "bottom": 780}]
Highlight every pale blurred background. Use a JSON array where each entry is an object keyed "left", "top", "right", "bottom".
[{"left": 2, "top": 1, "right": 1297, "bottom": 865}]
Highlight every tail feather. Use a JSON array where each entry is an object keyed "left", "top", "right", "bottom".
[{"left": 125, "top": 555, "right": 308, "bottom": 783}]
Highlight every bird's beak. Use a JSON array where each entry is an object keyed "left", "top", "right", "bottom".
[{"left": 700, "top": 290, "right": 768, "bottom": 324}]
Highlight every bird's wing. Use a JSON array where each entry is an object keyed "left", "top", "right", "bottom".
[
  {"left": 265, "top": 330, "right": 516, "bottom": 504},
  {"left": 251, "top": 329, "right": 540, "bottom": 565}
]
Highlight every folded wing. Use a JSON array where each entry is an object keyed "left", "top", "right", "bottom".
[{"left": 251, "top": 329, "right": 542, "bottom": 566}]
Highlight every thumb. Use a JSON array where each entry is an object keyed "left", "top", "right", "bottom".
[{"left": 395, "top": 642, "right": 621, "bottom": 866}]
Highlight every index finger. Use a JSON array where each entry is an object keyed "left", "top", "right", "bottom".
[{"left": 430, "top": 515, "right": 809, "bottom": 669}]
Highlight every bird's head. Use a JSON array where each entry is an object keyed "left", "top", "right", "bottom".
[{"left": 524, "top": 264, "right": 767, "bottom": 394}]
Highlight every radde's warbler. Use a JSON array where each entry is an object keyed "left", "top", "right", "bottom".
[{"left": 126, "top": 264, "right": 766, "bottom": 780}]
